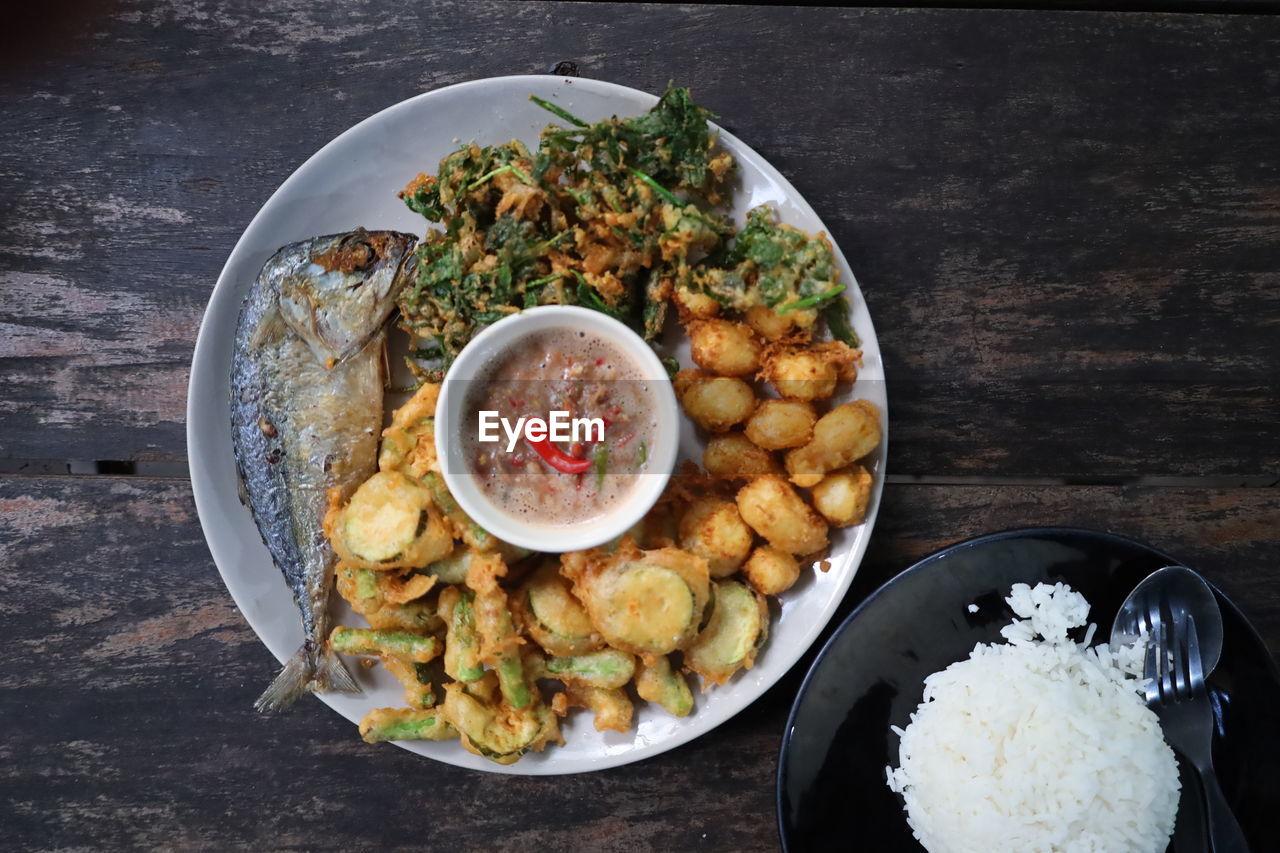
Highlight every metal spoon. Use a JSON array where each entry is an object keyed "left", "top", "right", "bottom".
[
  {"left": 1111, "top": 566, "right": 1223, "bottom": 676},
  {"left": 1111, "top": 566, "right": 1242, "bottom": 853}
]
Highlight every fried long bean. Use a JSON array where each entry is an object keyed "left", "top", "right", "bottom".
[
  {"left": 330, "top": 627, "right": 442, "bottom": 663},
  {"left": 359, "top": 708, "right": 457, "bottom": 743}
]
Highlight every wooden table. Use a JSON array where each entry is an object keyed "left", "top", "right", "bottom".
[{"left": 3, "top": 2, "right": 1278, "bottom": 849}]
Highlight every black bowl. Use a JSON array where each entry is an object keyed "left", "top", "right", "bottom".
[{"left": 776, "top": 527, "right": 1280, "bottom": 852}]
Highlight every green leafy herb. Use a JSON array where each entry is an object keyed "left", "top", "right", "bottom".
[
  {"left": 529, "top": 94, "right": 588, "bottom": 128},
  {"left": 594, "top": 446, "right": 609, "bottom": 489}
]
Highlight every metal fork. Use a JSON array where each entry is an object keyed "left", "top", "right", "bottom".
[{"left": 1140, "top": 593, "right": 1250, "bottom": 853}]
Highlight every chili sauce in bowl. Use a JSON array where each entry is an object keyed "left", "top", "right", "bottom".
[{"left": 435, "top": 306, "right": 678, "bottom": 552}]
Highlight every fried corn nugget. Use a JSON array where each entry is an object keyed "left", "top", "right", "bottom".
[
  {"left": 703, "top": 432, "right": 783, "bottom": 479},
  {"left": 810, "top": 465, "right": 873, "bottom": 527},
  {"left": 744, "top": 399, "right": 816, "bottom": 450},
  {"left": 740, "top": 545, "right": 802, "bottom": 596},
  {"left": 735, "top": 475, "right": 828, "bottom": 555},
  {"left": 745, "top": 305, "right": 807, "bottom": 341},
  {"left": 675, "top": 369, "right": 756, "bottom": 432},
  {"left": 688, "top": 318, "right": 763, "bottom": 376},
  {"left": 673, "top": 286, "right": 721, "bottom": 320},
  {"left": 678, "top": 496, "right": 755, "bottom": 578},
  {"left": 759, "top": 342, "right": 860, "bottom": 400},
  {"left": 784, "top": 400, "right": 882, "bottom": 488}
]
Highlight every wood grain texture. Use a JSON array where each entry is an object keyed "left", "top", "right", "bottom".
[
  {"left": 2, "top": 476, "right": 1277, "bottom": 851},
  {"left": 0, "top": 1, "right": 1277, "bottom": 479}
]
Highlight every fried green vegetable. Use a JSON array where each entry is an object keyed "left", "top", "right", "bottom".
[
  {"left": 513, "top": 561, "right": 602, "bottom": 657},
  {"left": 684, "top": 579, "right": 769, "bottom": 685},
  {"left": 561, "top": 544, "right": 711, "bottom": 657},
  {"left": 422, "top": 544, "right": 532, "bottom": 585},
  {"left": 422, "top": 471, "right": 493, "bottom": 550},
  {"left": 329, "top": 470, "right": 452, "bottom": 569},
  {"left": 443, "top": 681, "right": 558, "bottom": 764},
  {"left": 381, "top": 656, "right": 443, "bottom": 709},
  {"left": 564, "top": 683, "right": 634, "bottom": 733},
  {"left": 438, "top": 587, "right": 485, "bottom": 682},
  {"left": 330, "top": 627, "right": 442, "bottom": 663},
  {"left": 635, "top": 655, "right": 694, "bottom": 717},
  {"left": 683, "top": 205, "right": 858, "bottom": 346},
  {"left": 396, "top": 86, "right": 734, "bottom": 377},
  {"left": 545, "top": 649, "right": 636, "bottom": 689},
  {"left": 359, "top": 707, "right": 457, "bottom": 743}
]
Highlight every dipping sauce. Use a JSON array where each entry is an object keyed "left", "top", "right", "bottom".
[{"left": 460, "top": 329, "right": 659, "bottom": 526}]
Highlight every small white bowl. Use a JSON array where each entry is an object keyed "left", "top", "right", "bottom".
[{"left": 434, "top": 305, "right": 679, "bottom": 553}]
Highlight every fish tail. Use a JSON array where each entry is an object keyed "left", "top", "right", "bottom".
[
  {"left": 253, "top": 642, "right": 361, "bottom": 713},
  {"left": 315, "top": 643, "right": 361, "bottom": 694}
]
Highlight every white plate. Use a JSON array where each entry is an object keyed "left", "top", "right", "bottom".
[{"left": 188, "top": 75, "right": 887, "bottom": 775}]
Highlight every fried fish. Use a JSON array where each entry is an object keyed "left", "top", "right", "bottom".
[{"left": 230, "top": 229, "right": 417, "bottom": 712}]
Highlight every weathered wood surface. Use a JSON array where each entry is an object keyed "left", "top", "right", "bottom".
[
  {"left": 2, "top": 476, "right": 1277, "bottom": 851},
  {"left": 1, "top": 1, "right": 1278, "bottom": 480}
]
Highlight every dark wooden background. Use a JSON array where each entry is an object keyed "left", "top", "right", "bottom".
[{"left": 2, "top": 2, "right": 1278, "bottom": 850}]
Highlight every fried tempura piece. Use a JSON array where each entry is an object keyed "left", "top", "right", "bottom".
[
  {"left": 784, "top": 400, "right": 881, "bottom": 487},
  {"left": 561, "top": 540, "right": 711, "bottom": 657},
  {"left": 735, "top": 475, "right": 828, "bottom": 555},
  {"left": 687, "top": 318, "right": 763, "bottom": 376},
  {"left": 703, "top": 432, "right": 783, "bottom": 479},
  {"left": 678, "top": 496, "right": 754, "bottom": 578},
  {"left": 758, "top": 341, "right": 860, "bottom": 400},
  {"left": 810, "top": 465, "right": 873, "bottom": 527},
  {"left": 675, "top": 368, "right": 757, "bottom": 433}
]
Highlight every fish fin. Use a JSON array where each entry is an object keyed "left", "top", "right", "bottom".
[
  {"left": 253, "top": 648, "right": 314, "bottom": 713},
  {"left": 315, "top": 644, "right": 361, "bottom": 695},
  {"left": 248, "top": 304, "right": 287, "bottom": 352},
  {"left": 253, "top": 642, "right": 362, "bottom": 713}
]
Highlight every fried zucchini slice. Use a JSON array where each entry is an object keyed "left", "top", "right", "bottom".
[
  {"left": 513, "top": 561, "right": 603, "bottom": 657},
  {"left": 684, "top": 579, "right": 769, "bottom": 685},
  {"left": 443, "top": 681, "right": 560, "bottom": 765},
  {"left": 330, "top": 471, "right": 452, "bottom": 569},
  {"left": 545, "top": 649, "right": 636, "bottom": 689},
  {"left": 562, "top": 544, "right": 711, "bottom": 657},
  {"left": 635, "top": 654, "right": 694, "bottom": 717}
]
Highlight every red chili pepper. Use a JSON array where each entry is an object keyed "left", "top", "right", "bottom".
[
  {"left": 526, "top": 438, "right": 592, "bottom": 474},
  {"left": 616, "top": 431, "right": 635, "bottom": 448}
]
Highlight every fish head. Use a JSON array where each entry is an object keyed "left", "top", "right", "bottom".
[{"left": 277, "top": 229, "right": 417, "bottom": 364}]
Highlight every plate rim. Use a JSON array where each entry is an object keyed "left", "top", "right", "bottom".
[
  {"left": 774, "top": 524, "right": 1280, "bottom": 848},
  {"left": 188, "top": 73, "right": 888, "bottom": 775}
]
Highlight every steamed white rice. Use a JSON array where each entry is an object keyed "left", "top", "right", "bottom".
[{"left": 885, "top": 582, "right": 1179, "bottom": 853}]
